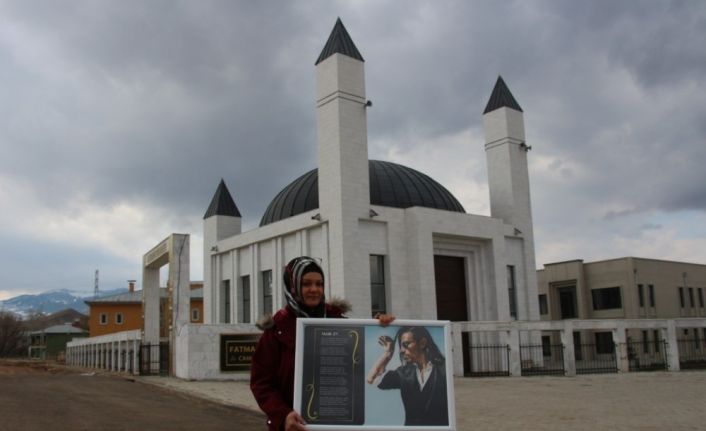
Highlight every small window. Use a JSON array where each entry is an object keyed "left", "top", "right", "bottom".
[
  {"left": 261, "top": 270, "right": 273, "bottom": 316},
  {"left": 507, "top": 266, "right": 517, "bottom": 320},
  {"left": 240, "top": 275, "right": 251, "bottom": 323},
  {"left": 653, "top": 330, "right": 660, "bottom": 353},
  {"left": 115, "top": 313, "right": 124, "bottom": 325},
  {"left": 99, "top": 313, "right": 108, "bottom": 325},
  {"left": 642, "top": 330, "right": 649, "bottom": 353},
  {"left": 648, "top": 284, "right": 655, "bottom": 308},
  {"left": 678, "top": 287, "right": 685, "bottom": 308},
  {"left": 191, "top": 308, "right": 200, "bottom": 322},
  {"left": 595, "top": 332, "right": 614, "bottom": 354},
  {"left": 591, "top": 287, "right": 622, "bottom": 310},
  {"left": 370, "top": 255, "right": 387, "bottom": 317},
  {"left": 637, "top": 284, "right": 644, "bottom": 307},
  {"left": 221, "top": 280, "right": 231, "bottom": 324},
  {"left": 538, "top": 294, "right": 548, "bottom": 315},
  {"left": 688, "top": 288, "right": 695, "bottom": 308},
  {"left": 699, "top": 288, "right": 704, "bottom": 308}
]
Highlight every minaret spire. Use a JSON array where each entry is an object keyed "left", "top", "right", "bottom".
[
  {"left": 203, "top": 179, "right": 241, "bottom": 219},
  {"left": 315, "top": 18, "right": 370, "bottom": 313},
  {"left": 482, "top": 76, "right": 539, "bottom": 321},
  {"left": 483, "top": 76, "right": 523, "bottom": 114},
  {"left": 202, "top": 178, "right": 241, "bottom": 324},
  {"left": 315, "top": 18, "right": 364, "bottom": 65}
]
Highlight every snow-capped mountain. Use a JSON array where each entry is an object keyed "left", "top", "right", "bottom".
[{"left": 0, "top": 288, "right": 127, "bottom": 317}]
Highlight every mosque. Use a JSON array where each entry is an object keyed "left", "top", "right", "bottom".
[
  {"left": 68, "top": 18, "right": 540, "bottom": 380},
  {"left": 202, "top": 18, "right": 539, "bottom": 328},
  {"left": 67, "top": 20, "right": 706, "bottom": 381}
]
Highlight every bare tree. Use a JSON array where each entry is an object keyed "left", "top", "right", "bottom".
[{"left": 0, "top": 311, "right": 26, "bottom": 357}]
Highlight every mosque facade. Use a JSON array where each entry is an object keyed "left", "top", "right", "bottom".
[{"left": 202, "top": 19, "right": 539, "bottom": 328}]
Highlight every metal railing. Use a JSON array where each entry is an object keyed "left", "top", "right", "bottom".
[
  {"left": 574, "top": 343, "right": 618, "bottom": 374},
  {"left": 520, "top": 344, "right": 564, "bottom": 376},
  {"left": 627, "top": 341, "right": 667, "bottom": 372},
  {"left": 139, "top": 342, "right": 169, "bottom": 376},
  {"left": 465, "top": 344, "right": 510, "bottom": 377},
  {"left": 677, "top": 339, "right": 706, "bottom": 370}
]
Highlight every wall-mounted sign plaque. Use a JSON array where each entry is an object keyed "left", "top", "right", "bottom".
[{"left": 220, "top": 333, "right": 260, "bottom": 372}]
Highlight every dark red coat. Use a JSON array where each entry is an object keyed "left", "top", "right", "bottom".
[{"left": 250, "top": 302, "right": 347, "bottom": 431}]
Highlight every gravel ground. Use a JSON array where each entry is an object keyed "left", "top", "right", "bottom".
[
  {"left": 4, "top": 360, "right": 705, "bottom": 430},
  {"left": 142, "top": 369, "right": 706, "bottom": 430}
]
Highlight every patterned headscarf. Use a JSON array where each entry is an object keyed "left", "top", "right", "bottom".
[{"left": 283, "top": 256, "right": 326, "bottom": 318}]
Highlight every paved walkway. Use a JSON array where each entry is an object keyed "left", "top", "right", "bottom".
[{"left": 140, "top": 371, "right": 706, "bottom": 430}]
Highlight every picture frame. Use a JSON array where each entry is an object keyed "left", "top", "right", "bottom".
[{"left": 293, "top": 318, "right": 456, "bottom": 430}]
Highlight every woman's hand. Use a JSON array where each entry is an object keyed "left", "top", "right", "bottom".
[
  {"left": 285, "top": 410, "right": 308, "bottom": 431},
  {"left": 375, "top": 313, "right": 396, "bottom": 327}
]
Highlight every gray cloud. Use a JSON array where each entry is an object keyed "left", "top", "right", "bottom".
[{"left": 0, "top": 1, "right": 705, "bottom": 295}]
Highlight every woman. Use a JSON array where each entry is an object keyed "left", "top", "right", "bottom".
[
  {"left": 250, "top": 256, "right": 394, "bottom": 431},
  {"left": 366, "top": 326, "right": 448, "bottom": 426}
]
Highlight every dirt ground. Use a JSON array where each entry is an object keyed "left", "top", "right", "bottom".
[{"left": 0, "top": 360, "right": 265, "bottom": 431}]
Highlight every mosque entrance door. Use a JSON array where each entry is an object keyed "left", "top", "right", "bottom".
[
  {"left": 434, "top": 255, "right": 470, "bottom": 372},
  {"left": 433, "top": 255, "right": 468, "bottom": 321}
]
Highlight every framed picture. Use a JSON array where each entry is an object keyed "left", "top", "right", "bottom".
[{"left": 294, "top": 318, "right": 456, "bottom": 430}]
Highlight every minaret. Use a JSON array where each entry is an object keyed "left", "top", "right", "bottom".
[
  {"left": 315, "top": 19, "right": 370, "bottom": 311},
  {"left": 203, "top": 179, "right": 241, "bottom": 323},
  {"left": 483, "top": 76, "right": 539, "bottom": 320}
]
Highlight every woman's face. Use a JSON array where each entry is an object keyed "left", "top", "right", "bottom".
[
  {"left": 300, "top": 271, "right": 324, "bottom": 308},
  {"left": 399, "top": 331, "right": 427, "bottom": 364}
]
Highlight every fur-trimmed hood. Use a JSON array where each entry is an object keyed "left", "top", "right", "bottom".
[{"left": 255, "top": 297, "right": 351, "bottom": 330}]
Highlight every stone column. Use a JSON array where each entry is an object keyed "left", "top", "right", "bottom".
[
  {"left": 452, "top": 324, "right": 464, "bottom": 377},
  {"left": 561, "top": 321, "right": 576, "bottom": 376},
  {"left": 117, "top": 340, "right": 123, "bottom": 372},
  {"left": 664, "top": 321, "right": 680, "bottom": 371},
  {"left": 133, "top": 339, "right": 139, "bottom": 375},
  {"left": 507, "top": 329, "right": 522, "bottom": 377},
  {"left": 612, "top": 322, "right": 628, "bottom": 373}
]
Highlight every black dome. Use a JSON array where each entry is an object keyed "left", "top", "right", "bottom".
[{"left": 260, "top": 160, "right": 465, "bottom": 226}]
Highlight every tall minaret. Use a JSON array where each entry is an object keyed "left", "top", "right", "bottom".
[
  {"left": 315, "top": 19, "right": 370, "bottom": 311},
  {"left": 203, "top": 179, "right": 241, "bottom": 323},
  {"left": 483, "top": 76, "right": 539, "bottom": 320}
]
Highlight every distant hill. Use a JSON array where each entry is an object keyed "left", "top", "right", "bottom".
[
  {"left": 0, "top": 288, "right": 128, "bottom": 317},
  {"left": 21, "top": 308, "right": 89, "bottom": 331}
]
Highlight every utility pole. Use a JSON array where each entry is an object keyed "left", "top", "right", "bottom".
[{"left": 94, "top": 269, "right": 99, "bottom": 299}]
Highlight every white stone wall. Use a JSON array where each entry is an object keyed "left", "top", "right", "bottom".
[
  {"left": 175, "top": 323, "right": 261, "bottom": 380},
  {"left": 204, "top": 215, "right": 241, "bottom": 324},
  {"left": 208, "top": 203, "right": 540, "bottom": 324},
  {"left": 212, "top": 216, "right": 331, "bottom": 323}
]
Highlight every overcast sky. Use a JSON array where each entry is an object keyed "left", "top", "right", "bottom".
[{"left": 1, "top": 0, "right": 705, "bottom": 300}]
